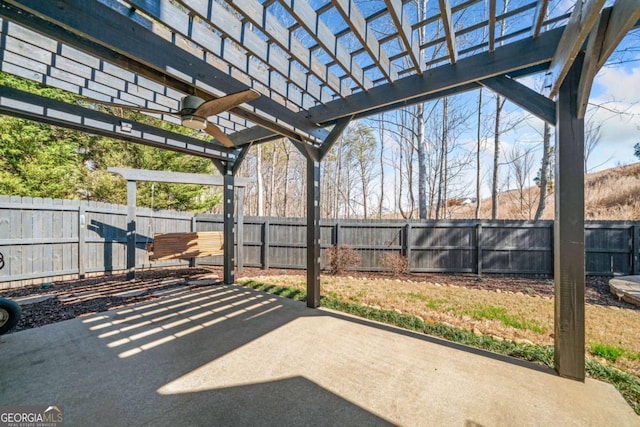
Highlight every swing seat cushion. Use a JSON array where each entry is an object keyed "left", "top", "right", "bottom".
[{"left": 148, "top": 231, "right": 224, "bottom": 261}]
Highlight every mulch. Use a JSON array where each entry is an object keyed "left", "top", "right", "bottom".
[{"left": 1, "top": 266, "right": 635, "bottom": 334}]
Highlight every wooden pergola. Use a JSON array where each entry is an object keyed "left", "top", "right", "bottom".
[{"left": 0, "top": 0, "right": 638, "bottom": 380}]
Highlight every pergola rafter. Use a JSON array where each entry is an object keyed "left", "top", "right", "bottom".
[
  {"left": 276, "top": 0, "right": 373, "bottom": 92},
  {"left": 383, "top": 0, "right": 423, "bottom": 72},
  {"left": 0, "top": 0, "right": 639, "bottom": 382},
  {"left": 330, "top": 0, "right": 398, "bottom": 82}
]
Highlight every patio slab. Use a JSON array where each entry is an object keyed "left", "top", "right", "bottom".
[
  {"left": 0, "top": 284, "right": 637, "bottom": 426},
  {"left": 610, "top": 276, "right": 640, "bottom": 306}
]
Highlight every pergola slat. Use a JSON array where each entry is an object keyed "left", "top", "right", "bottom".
[
  {"left": 489, "top": 0, "right": 497, "bottom": 52},
  {"left": 308, "top": 27, "right": 563, "bottom": 124},
  {"left": 384, "top": 0, "right": 423, "bottom": 72},
  {"left": 128, "top": 0, "right": 334, "bottom": 105},
  {"left": 532, "top": 0, "right": 551, "bottom": 38},
  {"left": 178, "top": 0, "right": 346, "bottom": 100},
  {"left": 0, "top": 85, "right": 234, "bottom": 160},
  {"left": 0, "top": 25, "right": 247, "bottom": 133},
  {"left": 2, "top": 0, "right": 329, "bottom": 143},
  {"left": 330, "top": 0, "right": 398, "bottom": 82},
  {"left": 276, "top": 0, "right": 372, "bottom": 91},
  {"left": 438, "top": 0, "right": 459, "bottom": 63}
]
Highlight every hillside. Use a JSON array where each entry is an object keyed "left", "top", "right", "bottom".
[{"left": 449, "top": 162, "right": 640, "bottom": 220}]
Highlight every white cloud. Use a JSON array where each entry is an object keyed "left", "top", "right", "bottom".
[{"left": 592, "top": 66, "right": 640, "bottom": 101}]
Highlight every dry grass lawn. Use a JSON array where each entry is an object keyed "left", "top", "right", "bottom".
[{"left": 239, "top": 274, "right": 640, "bottom": 374}]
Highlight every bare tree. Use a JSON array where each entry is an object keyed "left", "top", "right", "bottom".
[
  {"left": 475, "top": 88, "right": 483, "bottom": 219},
  {"left": 534, "top": 122, "right": 552, "bottom": 220},
  {"left": 491, "top": 94, "right": 506, "bottom": 219},
  {"left": 346, "top": 122, "right": 377, "bottom": 218},
  {"left": 507, "top": 146, "right": 537, "bottom": 219},
  {"left": 256, "top": 143, "right": 264, "bottom": 216},
  {"left": 584, "top": 119, "right": 603, "bottom": 172},
  {"left": 378, "top": 114, "right": 386, "bottom": 218}
]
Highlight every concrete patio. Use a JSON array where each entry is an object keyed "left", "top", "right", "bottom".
[{"left": 0, "top": 284, "right": 637, "bottom": 426}]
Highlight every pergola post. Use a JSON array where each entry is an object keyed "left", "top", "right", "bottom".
[
  {"left": 126, "top": 180, "right": 137, "bottom": 280},
  {"left": 306, "top": 156, "right": 321, "bottom": 308},
  {"left": 554, "top": 53, "right": 585, "bottom": 381},
  {"left": 293, "top": 117, "right": 352, "bottom": 308},
  {"left": 223, "top": 171, "right": 235, "bottom": 285}
]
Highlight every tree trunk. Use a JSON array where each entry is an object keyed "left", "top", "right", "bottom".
[
  {"left": 282, "top": 140, "right": 290, "bottom": 217},
  {"left": 268, "top": 147, "right": 276, "bottom": 216},
  {"left": 475, "top": 88, "right": 483, "bottom": 219},
  {"left": 256, "top": 144, "right": 264, "bottom": 216},
  {"left": 442, "top": 97, "right": 449, "bottom": 219},
  {"left": 417, "top": 0, "right": 428, "bottom": 219},
  {"left": 417, "top": 103, "right": 427, "bottom": 219},
  {"left": 491, "top": 94, "right": 502, "bottom": 220},
  {"left": 379, "top": 115, "right": 385, "bottom": 218},
  {"left": 534, "top": 122, "right": 551, "bottom": 220}
]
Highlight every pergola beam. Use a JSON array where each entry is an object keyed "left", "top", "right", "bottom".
[
  {"left": 578, "top": 1, "right": 640, "bottom": 117},
  {"left": 596, "top": 0, "right": 640, "bottom": 69},
  {"left": 544, "top": 0, "right": 606, "bottom": 98},
  {"left": 0, "top": 85, "right": 235, "bottom": 161},
  {"left": 2, "top": 0, "right": 327, "bottom": 143},
  {"left": 439, "top": 0, "right": 459, "bottom": 63},
  {"left": 578, "top": 7, "right": 611, "bottom": 119},
  {"left": 481, "top": 75, "right": 556, "bottom": 124},
  {"left": 330, "top": 0, "right": 398, "bottom": 82},
  {"left": 107, "top": 168, "right": 248, "bottom": 187},
  {"left": 308, "top": 27, "right": 564, "bottom": 124},
  {"left": 384, "top": 0, "right": 424, "bottom": 72}
]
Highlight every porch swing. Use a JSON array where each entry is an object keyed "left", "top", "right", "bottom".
[
  {"left": 144, "top": 184, "right": 224, "bottom": 261},
  {"left": 147, "top": 231, "right": 224, "bottom": 261}
]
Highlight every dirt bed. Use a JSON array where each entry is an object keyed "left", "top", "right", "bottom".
[{"left": 1, "top": 267, "right": 634, "bottom": 334}]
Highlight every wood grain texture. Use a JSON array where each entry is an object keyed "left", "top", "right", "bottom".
[{"left": 148, "top": 231, "right": 224, "bottom": 261}]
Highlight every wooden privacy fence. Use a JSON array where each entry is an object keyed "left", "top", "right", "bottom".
[
  {"left": 1, "top": 195, "right": 639, "bottom": 288},
  {"left": 196, "top": 216, "right": 640, "bottom": 277}
]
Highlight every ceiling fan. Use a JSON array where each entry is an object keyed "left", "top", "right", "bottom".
[{"left": 82, "top": 89, "right": 260, "bottom": 147}]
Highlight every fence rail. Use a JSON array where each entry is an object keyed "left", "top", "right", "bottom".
[{"left": 1, "top": 195, "right": 639, "bottom": 288}]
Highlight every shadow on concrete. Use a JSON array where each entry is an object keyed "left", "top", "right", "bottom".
[
  {"left": 0, "top": 285, "right": 394, "bottom": 425},
  {"left": 1, "top": 284, "right": 636, "bottom": 426}
]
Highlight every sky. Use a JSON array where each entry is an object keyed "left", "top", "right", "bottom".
[
  {"left": 364, "top": 28, "right": 640, "bottom": 210},
  {"left": 474, "top": 29, "right": 640, "bottom": 198}
]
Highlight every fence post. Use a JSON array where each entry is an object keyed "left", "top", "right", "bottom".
[
  {"left": 476, "top": 222, "right": 483, "bottom": 276},
  {"left": 189, "top": 216, "right": 196, "bottom": 268},
  {"left": 78, "top": 204, "right": 86, "bottom": 279},
  {"left": 237, "top": 187, "right": 244, "bottom": 273},
  {"left": 126, "top": 180, "right": 137, "bottom": 280},
  {"left": 404, "top": 223, "right": 412, "bottom": 272},
  {"left": 262, "top": 219, "right": 270, "bottom": 270},
  {"left": 633, "top": 225, "right": 639, "bottom": 275}
]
